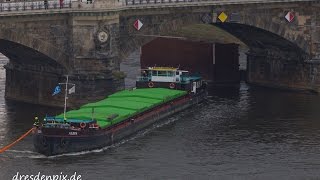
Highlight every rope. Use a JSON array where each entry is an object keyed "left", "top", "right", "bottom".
[{"left": 0, "top": 127, "right": 34, "bottom": 154}]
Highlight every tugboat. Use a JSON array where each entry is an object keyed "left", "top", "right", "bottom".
[{"left": 33, "top": 67, "right": 207, "bottom": 156}]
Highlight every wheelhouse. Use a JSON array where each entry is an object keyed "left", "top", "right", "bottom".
[
  {"left": 136, "top": 67, "right": 205, "bottom": 93},
  {"left": 138, "top": 67, "right": 192, "bottom": 83}
]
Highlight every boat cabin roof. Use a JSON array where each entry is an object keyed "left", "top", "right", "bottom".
[{"left": 142, "top": 67, "right": 188, "bottom": 73}]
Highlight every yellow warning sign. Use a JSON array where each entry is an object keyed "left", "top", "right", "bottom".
[{"left": 218, "top": 12, "right": 228, "bottom": 22}]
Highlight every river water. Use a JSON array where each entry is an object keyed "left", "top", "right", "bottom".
[{"left": 1, "top": 53, "right": 320, "bottom": 180}]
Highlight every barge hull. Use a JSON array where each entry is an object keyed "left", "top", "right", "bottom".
[{"left": 33, "top": 92, "right": 206, "bottom": 156}]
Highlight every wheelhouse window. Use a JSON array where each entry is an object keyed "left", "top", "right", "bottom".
[
  {"left": 157, "top": 71, "right": 167, "bottom": 76},
  {"left": 152, "top": 71, "right": 158, "bottom": 76},
  {"left": 182, "top": 72, "right": 189, "bottom": 76},
  {"left": 167, "top": 71, "right": 174, "bottom": 77}
]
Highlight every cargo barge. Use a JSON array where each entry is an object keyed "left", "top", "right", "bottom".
[{"left": 33, "top": 67, "right": 207, "bottom": 156}]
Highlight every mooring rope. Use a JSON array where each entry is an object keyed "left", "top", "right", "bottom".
[{"left": 0, "top": 128, "right": 34, "bottom": 154}]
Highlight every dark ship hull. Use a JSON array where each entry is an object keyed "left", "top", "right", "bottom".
[{"left": 33, "top": 91, "right": 206, "bottom": 156}]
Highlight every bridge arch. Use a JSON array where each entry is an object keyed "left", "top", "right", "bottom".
[
  {"left": 0, "top": 29, "right": 69, "bottom": 71},
  {"left": 119, "top": 11, "right": 312, "bottom": 89},
  {"left": 119, "top": 10, "right": 310, "bottom": 61},
  {"left": 0, "top": 29, "right": 70, "bottom": 106},
  {"left": 224, "top": 11, "right": 311, "bottom": 57},
  {"left": 214, "top": 22, "right": 308, "bottom": 60}
]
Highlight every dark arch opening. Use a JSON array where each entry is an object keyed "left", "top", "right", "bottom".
[
  {"left": 212, "top": 23, "right": 314, "bottom": 91},
  {"left": 122, "top": 22, "right": 313, "bottom": 92},
  {"left": 0, "top": 39, "right": 66, "bottom": 71},
  {"left": 0, "top": 39, "right": 68, "bottom": 106},
  {"left": 213, "top": 23, "right": 308, "bottom": 60}
]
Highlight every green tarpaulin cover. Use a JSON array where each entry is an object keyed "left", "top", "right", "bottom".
[{"left": 56, "top": 88, "right": 187, "bottom": 128}]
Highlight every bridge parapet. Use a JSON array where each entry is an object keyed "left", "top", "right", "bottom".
[
  {"left": 0, "top": 0, "right": 123, "bottom": 12},
  {"left": 0, "top": 0, "right": 72, "bottom": 12}
]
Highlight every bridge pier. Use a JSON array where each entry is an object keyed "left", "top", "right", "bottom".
[
  {"left": 246, "top": 49, "right": 320, "bottom": 93},
  {"left": 4, "top": 61, "right": 124, "bottom": 108},
  {"left": 0, "top": 11, "right": 126, "bottom": 107},
  {"left": 4, "top": 62, "right": 64, "bottom": 107}
]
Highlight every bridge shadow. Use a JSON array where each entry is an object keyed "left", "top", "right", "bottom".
[
  {"left": 213, "top": 22, "right": 307, "bottom": 59},
  {"left": 0, "top": 38, "right": 68, "bottom": 107}
]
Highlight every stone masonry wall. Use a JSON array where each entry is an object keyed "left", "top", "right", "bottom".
[{"left": 247, "top": 51, "right": 320, "bottom": 92}]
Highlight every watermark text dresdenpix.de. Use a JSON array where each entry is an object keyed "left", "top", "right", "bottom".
[{"left": 12, "top": 172, "right": 82, "bottom": 180}]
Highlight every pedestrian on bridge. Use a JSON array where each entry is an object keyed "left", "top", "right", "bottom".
[
  {"left": 44, "top": 0, "right": 48, "bottom": 9},
  {"left": 59, "top": 0, "right": 63, "bottom": 8}
]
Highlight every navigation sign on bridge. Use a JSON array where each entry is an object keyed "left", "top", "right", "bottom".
[
  {"left": 285, "top": 12, "right": 295, "bottom": 22},
  {"left": 218, "top": 12, "right": 228, "bottom": 23},
  {"left": 133, "top": 19, "right": 143, "bottom": 31}
]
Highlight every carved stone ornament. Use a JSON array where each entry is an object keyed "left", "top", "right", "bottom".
[{"left": 97, "top": 31, "right": 109, "bottom": 43}]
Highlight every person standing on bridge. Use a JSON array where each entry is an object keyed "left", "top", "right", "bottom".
[
  {"left": 44, "top": 0, "right": 48, "bottom": 9},
  {"left": 59, "top": 0, "right": 64, "bottom": 8}
]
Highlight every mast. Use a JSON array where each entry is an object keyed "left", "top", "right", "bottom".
[
  {"left": 55, "top": 75, "right": 75, "bottom": 122},
  {"left": 63, "top": 75, "right": 69, "bottom": 120}
]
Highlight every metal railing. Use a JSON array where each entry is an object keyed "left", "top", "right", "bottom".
[
  {"left": 124, "top": 0, "right": 197, "bottom": 5},
  {"left": 136, "top": 76, "right": 151, "bottom": 81},
  {"left": 123, "top": 0, "right": 316, "bottom": 6},
  {"left": 0, "top": 0, "right": 73, "bottom": 12}
]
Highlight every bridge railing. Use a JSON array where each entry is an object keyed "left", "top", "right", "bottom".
[
  {"left": 123, "top": 0, "right": 316, "bottom": 6},
  {"left": 0, "top": 0, "right": 75, "bottom": 12},
  {"left": 124, "top": 0, "right": 198, "bottom": 5}
]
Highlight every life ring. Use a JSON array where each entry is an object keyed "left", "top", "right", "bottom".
[
  {"left": 148, "top": 81, "right": 154, "bottom": 88},
  {"left": 80, "top": 122, "right": 86, "bottom": 128},
  {"left": 169, "top": 83, "right": 175, "bottom": 89}
]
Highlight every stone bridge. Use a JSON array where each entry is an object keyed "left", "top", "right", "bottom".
[{"left": 0, "top": 0, "right": 319, "bottom": 107}]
